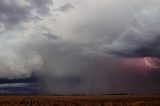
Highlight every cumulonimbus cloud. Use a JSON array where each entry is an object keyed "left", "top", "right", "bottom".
[
  {"left": 0, "top": 0, "right": 157, "bottom": 78},
  {"left": 102, "top": 5, "right": 160, "bottom": 57},
  {"left": 0, "top": 0, "right": 160, "bottom": 94}
]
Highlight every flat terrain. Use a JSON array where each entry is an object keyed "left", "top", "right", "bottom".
[{"left": 0, "top": 95, "right": 159, "bottom": 106}]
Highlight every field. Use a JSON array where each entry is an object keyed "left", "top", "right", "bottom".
[{"left": 0, "top": 95, "right": 159, "bottom": 106}]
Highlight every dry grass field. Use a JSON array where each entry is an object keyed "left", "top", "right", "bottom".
[{"left": 0, "top": 95, "right": 159, "bottom": 106}]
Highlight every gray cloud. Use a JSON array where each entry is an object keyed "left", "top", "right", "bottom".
[
  {"left": 60, "top": 3, "right": 74, "bottom": 12},
  {"left": 0, "top": 0, "right": 53, "bottom": 30},
  {"left": 0, "top": 83, "right": 31, "bottom": 88},
  {"left": 0, "top": 25, "right": 90, "bottom": 80},
  {"left": 0, "top": 0, "right": 31, "bottom": 29},
  {"left": 54, "top": 0, "right": 160, "bottom": 58},
  {"left": 29, "top": 0, "right": 53, "bottom": 15},
  {"left": 0, "top": 0, "right": 160, "bottom": 94},
  {"left": 102, "top": 6, "right": 160, "bottom": 57},
  {"left": 54, "top": 0, "right": 152, "bottom": 52}
]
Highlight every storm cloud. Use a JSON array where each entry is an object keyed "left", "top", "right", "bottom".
[
  {"left": 103, "top": 6, "right": 160, "bottom": 57},
  {"left": 0, "top": 0, "right": 160, "bottom": 94},
  {"left": 0, "top": 0, "right": 52, "bottom": 29}
]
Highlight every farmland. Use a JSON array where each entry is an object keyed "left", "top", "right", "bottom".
[{"left": 0, "top": 95, "right": 159, "bottom": 106}]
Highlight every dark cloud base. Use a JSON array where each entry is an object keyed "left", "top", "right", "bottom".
[{"left": 0, "top": 0, "right": 160, "bottom": 95}]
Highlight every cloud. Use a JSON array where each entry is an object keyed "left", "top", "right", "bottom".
[
  {"left": 39, "top": 0, "right": 160, "bottom": 93},
  {"left": 52, "top": 0, "right": 160, "bottom": 58},
  {"left": 54, "top": 0, "right": 148, "bottom": 41},
  {"left": 0, "top": 83, "right": 32, "bottom": 88},
  {"left": 0, "top": 82, "right": 39, "bottom": 94},
  {"left": 29, "top": 0, "right": 53, "bottom": 15},
  {"left": 0, "top": 0, "right": 53, "bottom": 30},
  {"left": 1, "top": 0, "right": 156, "bottom": 79},
  {"left": 0, "top": 0, "right": 160, "bottom": 94},
  {"left": 59, "top": 3, "right": 74, "bottom": 12},
  {"left": 53, "top": 0, "right": 155, "bottom": 58},
  {"left": 0, "top": 25, "right": 91, "bottom": 80},
  {"left": 102, "top": 5, "right": 160, "bottom": 57},
  {"left": 0, "top": 0, "right": 31, "bottom": 29}
]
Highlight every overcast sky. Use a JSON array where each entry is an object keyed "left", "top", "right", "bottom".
[{"left": 0, "top": 0, "right": 160, "bottom": 94}]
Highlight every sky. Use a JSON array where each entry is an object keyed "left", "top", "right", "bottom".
[{"left": 0, "top": 0, "right": 160, "bottom": 95}]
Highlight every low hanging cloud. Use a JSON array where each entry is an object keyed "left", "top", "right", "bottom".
[
  {"left": 0, "top": 0, "right": 160, "bottom": 94},
  {"left": 0, "top": 26, "right": 91, "bottom": 79},
  {"left": 102, "top": 6, "right": 160, "bottom": 57}
]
